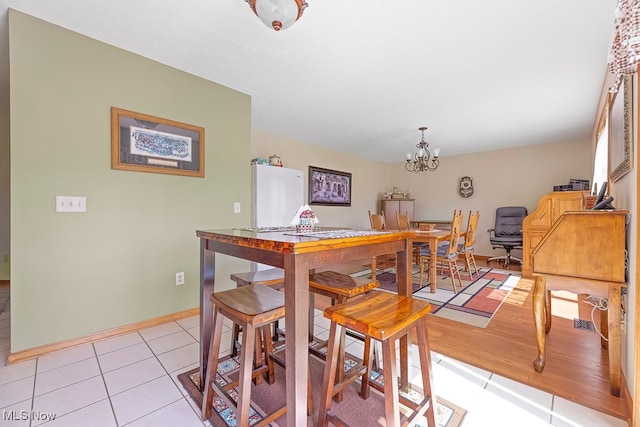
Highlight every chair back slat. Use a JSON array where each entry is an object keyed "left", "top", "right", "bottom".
[
  {"left": 369, "top": 210, "right": 386, "bottom": 230},
  {"left": 444, "top": 210, "right": 464, "bottom": 256},
  {"left": 463, "top": 210, "right": 480, "bottom": 249},
  {"left": 396, "top": 211, "right": 411, "bottom": 230}
]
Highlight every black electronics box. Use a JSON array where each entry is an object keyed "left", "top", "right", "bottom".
[
  {"left": 554, "top": 179, "right": 590, "bottom": 192},
  {"left": 569, "top": 179, "right": 590, "bottom": 191}
]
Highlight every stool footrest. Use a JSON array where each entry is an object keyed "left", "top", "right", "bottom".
[
  {"left": 325, "top": 411, "right": 350, "bottom": 427},
  {"left": 330, "top": 364, "right": 368, "bottom": 397},
  {"left": 254, "top": 405, "right": 287, "bottom": 427},
  {"left": 215, "top": 363, "right": 269, "bottom": 394}
]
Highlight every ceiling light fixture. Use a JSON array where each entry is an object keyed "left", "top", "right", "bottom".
[
  {"left": 246, "top": 0, "right": 308, "bottom": 31},
  {"left": 608, "top": 0, "right": 640, "bottom": 92},
  {"left": 406, "top": 127, "right": 440, "bottom": 173}
]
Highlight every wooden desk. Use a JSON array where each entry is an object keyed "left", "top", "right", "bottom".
[
  {"left": 532, "top": 274, "right": 625, "bottom": 396},
  {"left": 413, "top": 229, "right": 465, "bottom": 293},
  {"left": 530, "top": 210, "right": 627, "bottom": 396},
  {"left": 522, "top": 190, "right": 587, "bottom": 277},
  {"left": 196, "top": 228, "right": 415, "bottom": 425}
]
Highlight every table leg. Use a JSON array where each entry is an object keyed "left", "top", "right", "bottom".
[
  {"left": 199, "top": 240, "right": 215, "bottom": 390},
  {"left": 532, "top": 275, "right": 546, "bottom": 373},
  {"left": 608, "top": 286, "right": 621, "bottom": 397},
  {"left": 429, "top": 238, "right": 437, "bottom": 293},
  {"left": 284, "top": 254, "right": 309, "bottom": 426},
  {"left": 396, "top": 242, "right": 411, "bottom": 391}
]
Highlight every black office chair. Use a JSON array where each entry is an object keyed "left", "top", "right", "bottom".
[{"left": 487, "top": 206, "right": 528, "bottom": 267}]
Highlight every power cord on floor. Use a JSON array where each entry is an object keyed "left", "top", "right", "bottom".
[{"left": 582, "top": 295, "right": 608, "bottom": 341}]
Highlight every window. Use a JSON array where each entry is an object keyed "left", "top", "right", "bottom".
[{"left": 592, "top": 98, "right": 609, "bottom": 194}]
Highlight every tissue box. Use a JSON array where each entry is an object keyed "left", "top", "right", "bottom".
[
  {"left": 296, "top": 209, "right": 316, "bottom": 233},
  {"left": 296, "top": 224, "right": 314, "bottom": 233}
]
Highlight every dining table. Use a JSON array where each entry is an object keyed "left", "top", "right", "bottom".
[
  {"left": 195, "top": 227, "right": 415, "bottom": 425},
  {"left": 410, "top": 219, "right": 453, "bottom": 230},
  {"left": 412, "top": 229, "right": 466, "bottom": 293}
]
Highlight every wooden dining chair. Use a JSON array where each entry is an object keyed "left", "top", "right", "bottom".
[
  {"left": 368, "top": 210, "right": 386, "bottom": 230},
  {"left": 395, "top": 211, "right": 411, "bottom": 230},
  {"left": 459, "top": 210, "right": 480, "bottom": 278},
  {"left": 396, "top": 210, "right": 426, "bottom": 267},
  {"left": 368, "top": 210, "right": 393, "bottom": 279},
  {"left": 419, "top": 209, "right": 464, "bottom": 292}
]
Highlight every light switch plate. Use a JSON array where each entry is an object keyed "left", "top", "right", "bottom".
[{"left": 56, "top": 196, "right": 87, "bottom": 212}]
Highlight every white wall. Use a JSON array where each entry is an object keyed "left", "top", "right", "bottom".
[
  {"left": 253, "top": 130, "right": 593, "bottom": 259},
  {"left": 391, "top": 139, "right": 593, "bottom": 257}
]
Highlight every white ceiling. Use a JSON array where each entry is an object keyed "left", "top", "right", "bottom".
[{"left": 0, "top": 0, "right": 619, "bottom": 163}]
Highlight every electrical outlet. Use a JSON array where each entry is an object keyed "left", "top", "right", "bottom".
[
  {"left": 234, "top": 202, "right": 241, "bottom": 213},
  {"left": 176, "top": 272, "right": 185, "bottom": 286}
]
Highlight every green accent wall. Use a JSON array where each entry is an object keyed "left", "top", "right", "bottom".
[
  {"left": 9, "top": 10, "right": 252, "bottom": 351},
  {"left": 0, "top": 110, "right": 9, "bottom": 281}
]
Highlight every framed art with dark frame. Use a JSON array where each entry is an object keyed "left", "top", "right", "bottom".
[
  {"left": 308, "top": 166, "right": 352, "bottom": 206},
  {"left": 111, "top": 107, "right": 205, "bottom": 177},
  {"left": 609, "top": 75, "right": 633, "bottom": 182}
]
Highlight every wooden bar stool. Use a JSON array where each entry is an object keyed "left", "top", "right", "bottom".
[
  {"left": 307, "top": 271, "right": 379, "bottom": 402},
  {"left": 201, "top": 284, "right": 286, "bottom": 426},
  {"left": 267, "top": 270, "right": 379, "bottom": 414},
  {"left": 317, "top": 290, "right": 437, "bottom": 427},
  {"left": 230, "top": 268, "right": 284, "bottom": 357}
]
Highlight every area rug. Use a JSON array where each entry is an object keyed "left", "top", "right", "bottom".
[
  {"left": 415, "top": 268, "right": 519, "bottom": 328},
  {"left": 179, "top": 353, "right": 466, "bottom": 427},
  {"left": 369, "top": 267, "right": 520, "bottom": 328}
]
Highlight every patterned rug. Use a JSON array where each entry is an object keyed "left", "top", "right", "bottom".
[
  {"left": 179, "top": 353, "right": 466, "bottom": 427},
  {"left": 358, "top": 267, "right": 520, "bottom": 328}
]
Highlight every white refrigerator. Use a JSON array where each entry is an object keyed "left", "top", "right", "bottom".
[{"left": 251, "top": 163, "right": 304, "bottom": 228}]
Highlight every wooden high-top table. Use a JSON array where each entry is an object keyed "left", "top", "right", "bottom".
[{"left": 196, "top": 228, "right": 415, "bottom": 425}]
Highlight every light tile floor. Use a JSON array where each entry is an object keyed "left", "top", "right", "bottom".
[{"left": 0, "top": 287, "right": 627, "bottom": 426}]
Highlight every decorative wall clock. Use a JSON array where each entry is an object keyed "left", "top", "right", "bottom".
[{"left": 459, "top": 176, "right": 474, "bottom": 198}]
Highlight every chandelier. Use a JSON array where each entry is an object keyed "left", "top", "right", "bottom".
[
  {"left": 246, "top": 0, "right": 309, "bottom": 31},
  {"left": 608, "top": 0, "right": 640, "bottom": 92},
  {"left": 405, "top": 127, "right": 440, "bottom": 173}
]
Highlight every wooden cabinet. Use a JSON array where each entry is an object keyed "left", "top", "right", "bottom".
[
  {"left": 522, "top": 191, "right": 587, "bottom": 277},
  {"left": 381, "top": 199, "right": 414, "bottom": 230}
]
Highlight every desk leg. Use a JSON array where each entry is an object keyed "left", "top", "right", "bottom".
[
  {"left": 532, "top": 275, "right": 546, "bottom": 373},
  {"left": 608, "top": 286, "right": 622, "bottom": 397},
  {"left": 284, "top": 254, "right": 309, "bottom": 426},
  {"left": 545, "top": 290, "right": 552, "bottom": 334},
  {"left": 199, "top": 240, "right": 215, "bottom": 390}
]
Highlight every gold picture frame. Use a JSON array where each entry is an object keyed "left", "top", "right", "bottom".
[
  {"left": 111, "top": 107, "right": 205, "bottom": 177},
  {"left": 609, "top": 76, "right": 633, "bottom": 182}
]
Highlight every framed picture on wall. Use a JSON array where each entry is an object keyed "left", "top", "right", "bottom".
[
  {"left": 308, "top": 166, "right": 352, "bottom": 206},
  {"left": 609, "top": 75, "right": 633, "bottom": 182},
  {"left": 111, "top": 107, "right": 205, "bottom": 177}
]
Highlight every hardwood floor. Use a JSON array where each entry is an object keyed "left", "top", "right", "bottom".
[
  {"left": 317, "top": 259, "right": 630, "bottom": 422},
  {"left": 426, "top": 273, "right": 628, "bottom": 421}
]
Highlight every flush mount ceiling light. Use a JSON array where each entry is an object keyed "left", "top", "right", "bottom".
[
  {"left": 246, "top": 0, "right": 309, "bottom": 31},
  {"left": 405, "top": 127, "right": 440, "bottom": 173}
]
